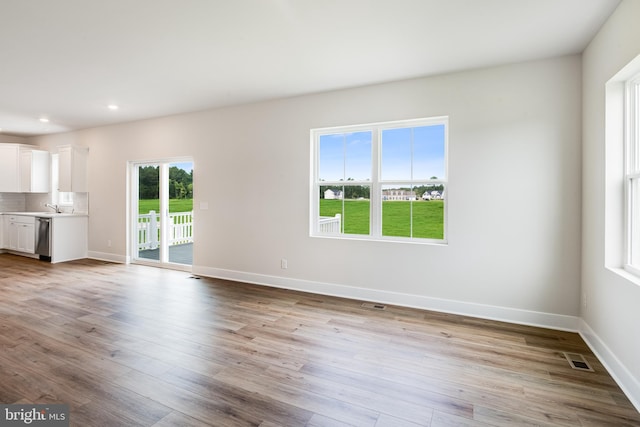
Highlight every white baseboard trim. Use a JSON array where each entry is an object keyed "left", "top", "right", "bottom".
[
  {"left": 192, "top": 266, "right": 580, "bottom": 332},
  {"left": 579, "top": 319, "right": 640, "bottom": 412},
  {"left": 88, "top": 251, "right": 128, "bottom": 264}
]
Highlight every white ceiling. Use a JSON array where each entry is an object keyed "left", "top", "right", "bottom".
[{"left": 0, "top": 0, "right": 620, "bottom": 137}]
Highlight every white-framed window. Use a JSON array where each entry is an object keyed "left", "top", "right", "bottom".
[
  {"left": 310, "top": 117, "right": 448, "bottom": 243},
  {"left": 51, "top": 153, "right": 73, "bottom": 207},
  {"left": 625, "top": 74, "right": 640, "bottom": 275}
]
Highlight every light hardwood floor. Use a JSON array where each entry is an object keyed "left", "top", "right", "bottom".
[{"left": 0, "top": 254, "right": 638, "bottom": 426}]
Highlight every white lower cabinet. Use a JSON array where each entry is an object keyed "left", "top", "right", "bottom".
[
  {"left": 7, "top": 221, "right": 18, "bottom": 250},
  {"left": 1, "top": 214, "right": 87, "bottom": 262},
  {"left": 6, "top": 215, "right": 35, "bottom": 254},
  {"left": 51, "top": 216, "right": 88, "bottom": 263}
]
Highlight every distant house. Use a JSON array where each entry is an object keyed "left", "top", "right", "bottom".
[
  {"left": 382, "top": 189, "right": 416, "bottom": 201},
  {"left": 324, "top": 189, "right": 343, "bottom": 200}
]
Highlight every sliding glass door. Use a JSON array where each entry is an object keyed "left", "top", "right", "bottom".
[{"left": 132, "top": 160, "right": 194, "bottom": 268}]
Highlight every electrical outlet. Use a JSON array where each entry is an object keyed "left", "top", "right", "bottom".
[
  {"left": 281, "top": 258, "right": 288, "bottom": 269},
  {"left": 582, "top": 293, "right": 587, "bottom": 309},
  {"left": 107, "top": 240, "right": 112, "bottom": 247}
]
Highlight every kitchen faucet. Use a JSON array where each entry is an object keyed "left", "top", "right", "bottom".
[{"left": 45, "top": 203, "right": 60, "bottom": 213}]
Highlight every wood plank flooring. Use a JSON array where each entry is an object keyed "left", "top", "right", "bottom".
[{"left": 0, "top": 253, "right": 638, "bottom": 426}]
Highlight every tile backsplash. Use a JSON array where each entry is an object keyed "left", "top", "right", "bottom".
[
  {"left": 0, "top": 193, "right": 26, "bottom": 212},
  {"left": 24, "top": 193, "right": 48, "bottom": 212},
  {"left": 1, "top": 192, "right": 89, "bottom": 214},
  {"left": 70, "top": 193, "right": 89, "bottom": 214}
]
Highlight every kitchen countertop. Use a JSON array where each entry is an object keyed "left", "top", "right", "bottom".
[{"left": 2, "top": 212, "right": 89, "bottom": 218}]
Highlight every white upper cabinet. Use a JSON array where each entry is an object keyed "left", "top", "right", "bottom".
[
  {"left": 58, "top": 145, "right": 88, "bottom": 192},
  {"left": 0, "top": 144, "right": 51, "bottom": 193},
  {"left": 20, "top": 148, "right": 50, "bottom": 193},
  {"left": 0, "top": 144, "right": 21, "bottom": 192},
  {"left": 0, "top": 143, "right": 85, "bottom": 193}
]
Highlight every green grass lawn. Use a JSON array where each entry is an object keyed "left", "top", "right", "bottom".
[
  {"left": 320, "top": 199, "right": 444, "bottom": 239},
  {"left": 139, "top": 199, "right": 193, "bottom": 214},
  {"left": 139, "top": 198, "right": 443, "bottom": 239}
]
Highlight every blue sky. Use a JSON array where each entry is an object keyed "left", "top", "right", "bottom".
[
  {"left": 319, "top": 131, "right": 372, "bottom": 181},
  {"left": 171, "top": 162, "right": 193, "bottom": 173},
  {"left": 381, "top": 125, "right": 445, "bottom": 180},
  {"left": 319, "top": 125, "right": 445, "bottom": 182}
]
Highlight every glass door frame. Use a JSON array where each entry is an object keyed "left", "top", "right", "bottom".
[{"left": 128, "top": 157, "right": 193, "bottom": 272}]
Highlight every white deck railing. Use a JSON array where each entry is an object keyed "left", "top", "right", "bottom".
[
  {"left": 319, "top": 214, "right": 341, "bottom": 233},
  {"left": 138, "top": 210, "right": 194, "bottom": 250}
]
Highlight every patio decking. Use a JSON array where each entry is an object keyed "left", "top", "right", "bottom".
[{"left": 138, "top": 243, "right": 193, "bottom": 265}]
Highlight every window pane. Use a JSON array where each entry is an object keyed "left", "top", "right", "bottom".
[
  {"left": 319, "top": 186, "right": 343, "bottom": 234},
  {"left": 413, "top": 185, "right": 445, "bottom": 239},
  {"left": 413, "top": 125, "right": 446, "bottom": 180},
  {"left": 343, "top": 195, "right": 370, "bottom": 235},
  {"left": 168, "top": 162, "right": 194, "bottom": 265},
  {"left": 628, "top": 84, "right": 640, "bottom": 269},
  {"left": 319, "top": 185, "right": 370, "bottom": 235},
  {"left": 381, "top": 128, "right": 412, "bottom": 180},
  {"left": 381, "top": 185, "right": 415, "bottom": 237},
  {"left": 59, "top": 192, "right": 74, "bottom": 205},
  {"left": 319, "top": 131, "right": 372, "bottom": 182},
  {"left": 632, "top": 83, "right": 640, "bottom": 173},
  {"left": 319, "top": 134, "right": 344, "bottom": 182},
  {"left": 381, "top": 185, "right": 445, "bottom": 239},
  {"left": 630, "top": 178, "right": 640, "bottom": 267},
  {"left": 138, "top": 165, "right": 161, "bottom": 261},
  {"left": 381, "top": 125, "right": 446, "bottom": 181},
  {"left": 345, "top": 132, "right": 372, "bottom": 181}
]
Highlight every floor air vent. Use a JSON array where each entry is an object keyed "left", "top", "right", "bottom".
[
  {"left": 361, "top": 302, "right": 387, "bottom": 310},
  {"left": 563, "top": 352, "right": 594, "bottom": 372}
]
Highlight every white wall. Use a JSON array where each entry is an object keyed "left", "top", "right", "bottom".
[
  {"left": 0, "top": 135, "right": 26, "bottom": 144},
  {"left": 31, "top": 54, "right": 582, "bottom": 329},
  {"left": 581, "top": 0, "right": 640, "bottom": 409}
]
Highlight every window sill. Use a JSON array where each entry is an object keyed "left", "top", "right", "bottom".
[
  {"left": 311, "top": 233, "right": 448, "bottom": 246},
  {"left": 607, "top": 266, "right": 640, "bottom": 287}
]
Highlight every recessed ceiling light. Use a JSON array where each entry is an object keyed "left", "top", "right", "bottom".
[
  {"left": 108, "top": 104, "right": 119, "bottom": 111},
  {"left": 39, "top": 117, "right": 49, "bottom": 123}
]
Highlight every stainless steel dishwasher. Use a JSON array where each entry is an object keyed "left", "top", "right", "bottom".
[{"left": 36, "top": 217, "right": 52, "bottom": 261}]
